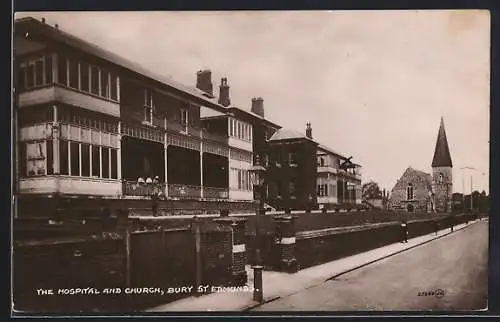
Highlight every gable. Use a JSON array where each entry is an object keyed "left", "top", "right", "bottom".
[{"left": 392, "top": 168, "right": 432, "bottom": 193}]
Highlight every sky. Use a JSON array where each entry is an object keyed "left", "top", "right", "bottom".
[{"left": 15, "top": 10, "right": 491, "bottom": 194}]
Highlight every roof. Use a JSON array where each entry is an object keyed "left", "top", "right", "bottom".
[
  {"left": 318, "top": 144, "right": 346, "bottom": 160},
  {"left": 227, "top": 106, "right": 281, "bottom": 129},
  {"left": 15, "top": 17, "right": 227, "bottom": 114},
  {"left": 200, "top": 106, "right": 226, "bottom": 119},
  {"left": 268, "top": 128, "right": 315, "bottom": 142},
  {"left": 431, "top": 117, "right": 453, "bottom": 167},
  {"left": 401, "top": 167, "right": 433, "bottom": 188}
]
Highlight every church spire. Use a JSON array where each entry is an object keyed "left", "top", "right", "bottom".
[{"left": 432, "top": 117, "right": 453, "bottom": 167}]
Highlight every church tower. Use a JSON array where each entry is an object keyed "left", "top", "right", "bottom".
[{"left": 431, "top": 117, "right": 453, "bottom": 212}]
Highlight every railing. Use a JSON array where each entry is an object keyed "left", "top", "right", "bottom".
[
  {"left": 166, "top": 120, "right": 201, "bottom": 138},
  {"left": 122, "top": 181, "right": 166, "bottom": 197},
  {"left": 201, "top": 130, "right": 228, "bottom": 144},
  {"left": 168, "top": 184, "right": 202, "bottom": 199},
  {"left": 203, "top": 187, "right": 229, "bottom": 199},
  {"left": 317, "top": 166, "right": 338, "bottom": 174}
]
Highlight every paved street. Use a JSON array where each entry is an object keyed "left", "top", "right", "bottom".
[{"left": 252, "top": 220, "right": 488, "bottom": 311}]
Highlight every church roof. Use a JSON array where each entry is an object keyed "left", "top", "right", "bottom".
[{"left": 432, "top": 117, "right": 453, "bottom": 167}]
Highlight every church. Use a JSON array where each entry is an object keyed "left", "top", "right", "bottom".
[{"left": 389, "top": 117, "right": 453, "bottom": 213}]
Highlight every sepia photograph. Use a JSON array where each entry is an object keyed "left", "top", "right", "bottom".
[{"left": 11, "top": 10, "right": 490, "bottom": 314}]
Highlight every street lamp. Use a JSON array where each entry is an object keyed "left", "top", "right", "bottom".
[{"left": 249, "top": 155, "right": 266, "bottom": 303}]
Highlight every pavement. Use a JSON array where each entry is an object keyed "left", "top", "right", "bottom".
[
  {"left": 146, "top": 218, "right": 483, "bottom": 312},
  {"left": 253, "top": 219, "right": 488, "bottom": 311}
]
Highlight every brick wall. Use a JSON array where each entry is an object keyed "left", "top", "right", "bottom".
[
  {"left": 13, "top": 237, "right": 127, "bottom": 312},
  {"left": 295, "top": 213, "right": 479, "bottom": 269}
]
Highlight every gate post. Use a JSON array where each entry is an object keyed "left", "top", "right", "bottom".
[
  {"left": 214, "top": 217, "right": 248, "bottom": 286},
  {"left": 272, "top": 214, "right": 299, "bottom": 273},
  {"left": 191, "top": 217, "right": 203, "bottom": 297}
]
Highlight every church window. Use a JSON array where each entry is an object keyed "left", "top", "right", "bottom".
[
  {"left": 439, "top": 173, "right": 444, "bottom": 183},
  {"left": 407, "top": 183, "right": 414, "bottom": 200}
]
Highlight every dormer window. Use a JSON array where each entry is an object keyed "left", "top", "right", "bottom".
[
  {"left": 144, "top": 88, "right": 154, "bottom": 124},
  {"left": 407, "top": 183, "right": 414, "bottom": 200}
]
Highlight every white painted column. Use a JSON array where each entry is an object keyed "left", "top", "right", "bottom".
[
  {"left": 99, "top": 132, "right": 103, "bottom": 178},
  {"left": 200, "top": 140, "right": 204, "bottom": 199},
  {"left": 163, "top": 117, "right": 168, "bottom": 197},
  {"left": 117, "top": 76, "right": 121, "bottom": 102},
  {"left": 52, "top": 104, "right": 60, "bottom": 174},
  {"left": 117, "top": 121, "right": 122, "bottom": 180}
]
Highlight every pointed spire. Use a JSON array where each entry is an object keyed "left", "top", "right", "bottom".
[{"left": 432, "top": 117, "right": 453, "bottom": 167}]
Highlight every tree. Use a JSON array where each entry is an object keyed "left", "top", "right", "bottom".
[{"left": 362, "top": 181, "right": 383, "bottom": 200}]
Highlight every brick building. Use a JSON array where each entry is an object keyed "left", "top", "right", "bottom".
[
  {"left": 13, "top": 17, "right": 265, "bottom": 216},
  {"left": 197, "top": 74, "right": 281, "bottom": 202},
  {"left": 389, "top": 117, "right": 453, "bottom": 212},
  {"left": 266, "top": 123, "right": 362, "bottom": 211}
]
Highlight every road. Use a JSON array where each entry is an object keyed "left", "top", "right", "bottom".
[{"left": 252, "top": 220, "right": 488, "bottom": 311}]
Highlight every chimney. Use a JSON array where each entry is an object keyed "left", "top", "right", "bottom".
[
  {"left": 55, "top": 24, "right": 59, "bottom": 29},
  {"left": 251, "top": 97, "right": 264, "bottom": 117},
  {"left": 196, "top": 70, "right": 213, "bottom": 96},
  {"left": 218, "top": 77, "right": 231, "bottom": 107},
  {"left": 41, "top": 18, "right": 46, "bottom": 24},
  {"left": 306, "top": 122, "right": 312, "bottom": 139}
]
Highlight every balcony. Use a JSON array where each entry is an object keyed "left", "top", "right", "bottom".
[
  {"left": 18, "top": 85, "right": 120, "bottom": 117},
  {"left": 168, "top": 184, "right": 202, "bottom": 199},
  {"left": 203, "top": 187, "right": 229, "bottom": 199},
  {"left": 317, "top": 166, "right": 338, "bottom": 174},
  {"left": 201, "top": 130, "right": 229, "bottom": 144},
  {"left": 122, "top": 180, "right": 166, "bottom": 197},
  {"left": 166, "top": 119, "right": 201, "bottom": 138}
]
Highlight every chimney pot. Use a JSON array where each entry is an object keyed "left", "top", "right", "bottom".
[
  {"left": 218, "top": 77, "right": 231, "bottom": 107},
  {"left": 306, "top": 122, "right": 313, "bottom": 139}
]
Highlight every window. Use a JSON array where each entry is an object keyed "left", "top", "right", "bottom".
[
  {"left": 102, "top": 147, "right": 110, "bottom": 178},
  {"left": 68, "top": 58, "right": 78, "bottom": 88},
  {"left": 110, "top": 75, "right": 118, "bottom": 101},
  {"left": 317, "top": 183, "right": 329, "bottom": 197},
  {"left": 80, "top": 61, "right": 89, "bottom": 92},
  {"left": 70, "top": 142, "right": 80, "bottom": 176},
  {"left": 34, "top": 59, "right": 43, "bottom": 86},
  {"left": 407, "top": 183, "right": 414, "bottom": 200},
  {"left": 46, "top": 140, "right": 53, "bottom": 175},
  {"left": 81, "top": 143, "right": 90, "bottom": 176},
  {"left": 26, "top": 63, "right": 34, "bottom": 88},
  {"left": 289, "top": 180, "right": 296, "bottom": 198},
  {"left": 90, "top": 65, "right": 99, "bottom": 95},
  {"left": 17, "top": 64, "right": 26, "bottom": 92},
  {"left": 439, "top": 173, "right": 444, "bottom": 183},
  {"left": 25, "top": 142, "right": 46, "bottom": 176},
  {"left": 100, "top": 70, "right": 109, "bottom": 98},
  {"left": 110, "top": 149, "right": 118, "bottom": 179},
  {"left": 58, "top": 55, "right": 67, "bottom": 86},
  {"left": 144, "top": 88, "right": 154, "bottom": 124},
  {"left": 289, "top": 152, "right": 298, "bottom": 166},
  {"left": 180, "top": 108, "right": 188, "bottom": 132},
  {"left": 92, "top": 146, "right": 100, "bottom": 177},
  {"left": 59, "top": 140, "right": 69, "bottom": 175}
]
